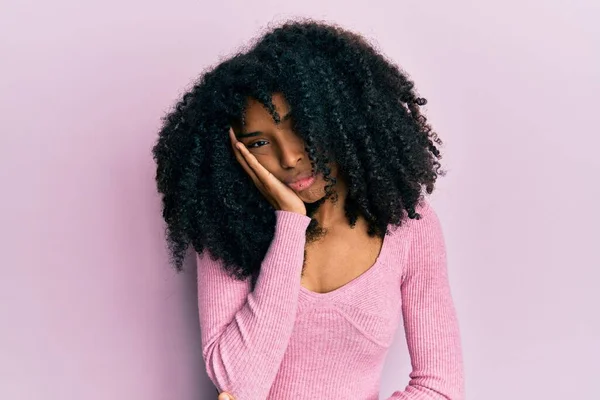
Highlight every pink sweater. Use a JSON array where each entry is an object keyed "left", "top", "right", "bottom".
[{"left": 196, "top": 200, "right": 464, "bottom": 399}]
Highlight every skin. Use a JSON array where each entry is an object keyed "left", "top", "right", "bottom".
[
  {"left": 219, "top": 93, "right": 383, "bottom": 400},
  {"left": 231, "top": 93, "right": 350, "bottom": 227}
]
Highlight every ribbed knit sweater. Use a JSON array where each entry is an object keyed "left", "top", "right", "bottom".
[{"left": 196, "top": 200, "right": 464, "bottom": 399}]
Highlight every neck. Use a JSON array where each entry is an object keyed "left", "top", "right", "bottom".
[{"left": 310, "top": 177, "right": 349, "bottom": 229}]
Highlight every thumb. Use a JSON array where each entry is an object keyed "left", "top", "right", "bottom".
[{"left": 218, "top": 393, "right": 232, "bottom": 400}]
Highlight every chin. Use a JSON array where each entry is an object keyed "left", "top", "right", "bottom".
[
  {"left": 298, "top": 185, "right": 328, "bottom": 203},
  {"left": 301, "top": 195, "right": 324, "bottom": 204}
]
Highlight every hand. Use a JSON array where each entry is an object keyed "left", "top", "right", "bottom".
[
  {"left": 218, "top": 392, "right": 235, "bottom": 400},
  {"left": 229, "top": 127, "right": 306, "bottom": 215}
]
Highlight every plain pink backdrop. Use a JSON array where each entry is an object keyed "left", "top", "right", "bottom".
[{"left": 1, "top": 1, "right": 599, "bottom": 399}]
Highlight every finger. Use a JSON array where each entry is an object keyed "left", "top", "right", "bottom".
[
  {"left": 234, "top": 140, "right": 274, "bottom": 187},
  {"left": 236, "top": 143, "right": 269, "bottom": 194},
  {"left": 228, "top": 127, "right": 241, "bottom": 151},
  {"left": 229, "top": 127, "right": 243, "bottom": 159},
  {"left": 229, "top": 128, "right": 261, "bottom": 186},
  {"left": 229, "top": 128, "right": 252, "bottom": 174},
  {"left": 232, "top": 141, "right": 280, "bottom": 208}
]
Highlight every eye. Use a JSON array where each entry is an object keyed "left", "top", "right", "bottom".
[{"left": 248, "top": 140, "right": 268, "bottom": 149}]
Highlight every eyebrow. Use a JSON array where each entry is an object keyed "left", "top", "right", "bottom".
[{"left": 236, "top": 111, "right": 293, "bottom": 139}]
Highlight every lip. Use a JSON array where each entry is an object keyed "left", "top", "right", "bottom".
[{"left": 286, "top": 172, "right": 317, "bottom": 191}]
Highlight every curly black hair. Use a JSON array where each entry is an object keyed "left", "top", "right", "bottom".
[{"left": 152, "top": 18, "right": 445, "bottom": 285}]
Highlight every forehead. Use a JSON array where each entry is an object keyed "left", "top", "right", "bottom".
[{"left": 244, "top": 92, "right": 290, "bottom": 122}]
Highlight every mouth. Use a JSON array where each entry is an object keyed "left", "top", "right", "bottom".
[{"left": 286, "top": 172, "right": 317, "bottom": 192}]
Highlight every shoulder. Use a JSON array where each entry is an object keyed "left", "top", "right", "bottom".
[
  {"left": 389, "top": 197, "right": 440, "bottom": 238},
  {"left": 413, "top": 197, "right": 436, "bottom": 221},
  {"left": 385, "top": 197, "right": 446, "bottom": 278},
  {"left": 384, "top": 196, "right": 443, "bottom": 248},
  {"left": 407, "top": 198, "right": 444, "bottom": 249}
]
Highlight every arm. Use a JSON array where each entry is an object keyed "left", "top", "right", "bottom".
[
  {"left": 197, "top": 210, "right": 311, "bottom": 400},
  {"left": 386, "top": 202, "right": 465, "bottom": 399}
]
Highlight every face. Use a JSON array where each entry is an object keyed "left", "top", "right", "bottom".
[{"left": 233, "top": 93, "right": 338, "bottom": 204}]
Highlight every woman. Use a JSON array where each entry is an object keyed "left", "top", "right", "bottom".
[{"left": 152, "top": 19, "right": 464, "bottom": 400}]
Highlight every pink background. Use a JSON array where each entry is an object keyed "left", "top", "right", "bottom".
[{"left": 1, "top": 1, "right": 598, "bottom": 399}]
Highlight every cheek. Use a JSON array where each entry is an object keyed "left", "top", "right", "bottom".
[
  {"left": 252, "top": 154, "right": 277, "bottom": 173},
  {"left": 314, "top": 173, "right": 331, "bottom": 191}
]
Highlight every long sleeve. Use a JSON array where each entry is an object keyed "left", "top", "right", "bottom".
[
  {"left": 196, "top": 210, "right": 312, "bottom": 400},
  {"left": 386, "top": 201, "right": 465, "bottom": 399}
]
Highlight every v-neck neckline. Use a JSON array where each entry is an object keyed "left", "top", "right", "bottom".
[{"left": 299, "top": 225, "right": 392, "bottom": 300}]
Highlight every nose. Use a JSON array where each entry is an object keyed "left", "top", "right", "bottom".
[{"left": 279, "top": 137, "right": 305, "bottom": 169}]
